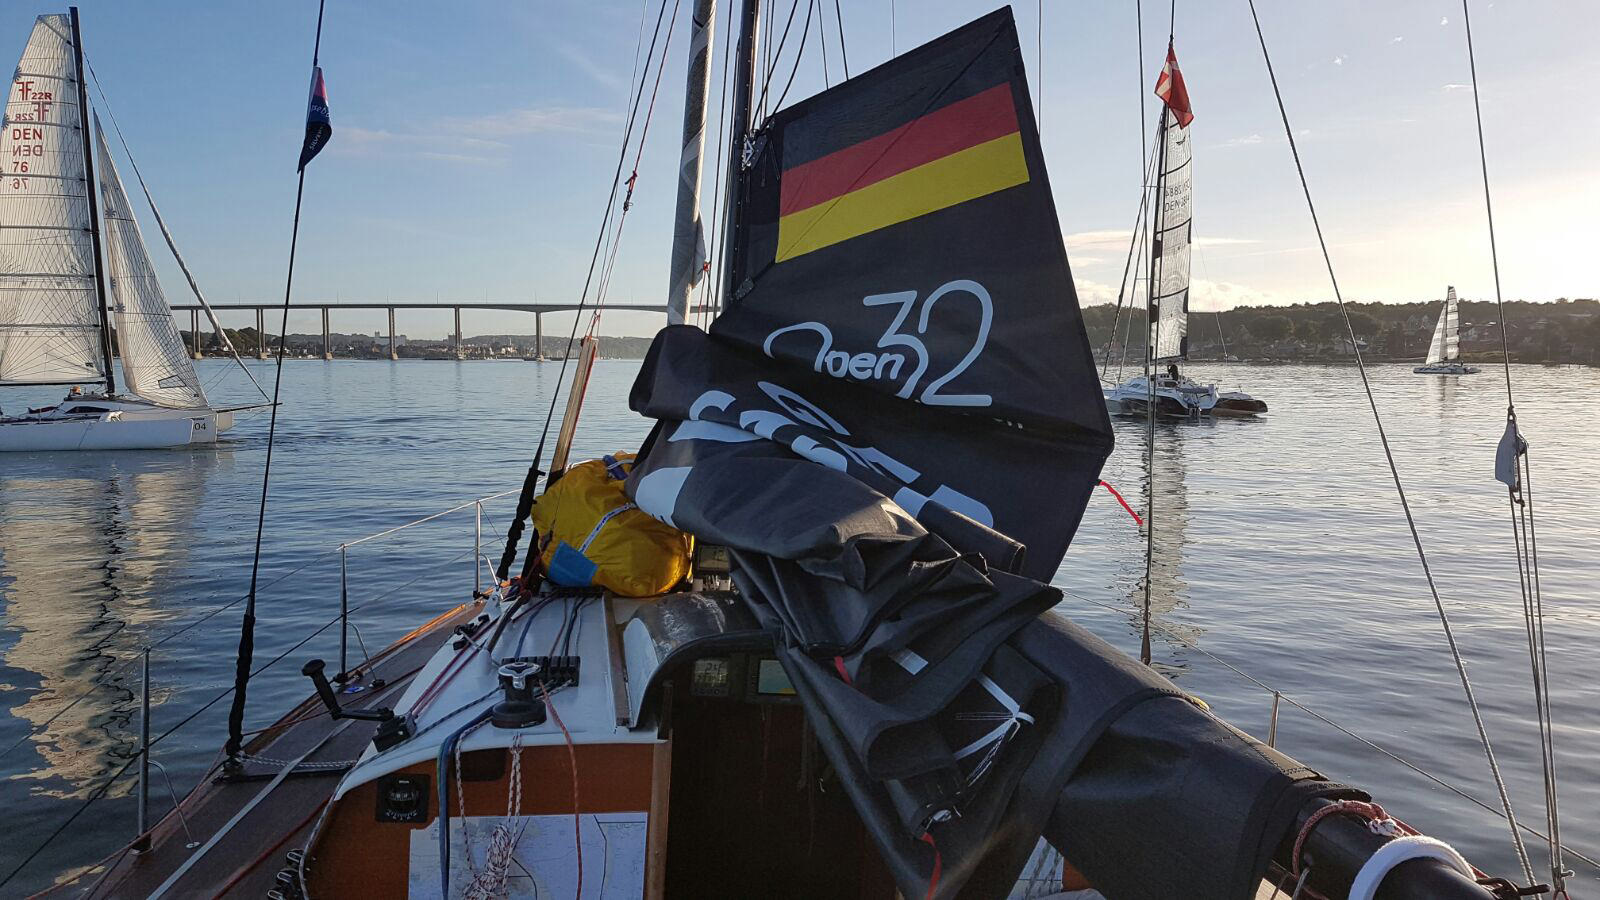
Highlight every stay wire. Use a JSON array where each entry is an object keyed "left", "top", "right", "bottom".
[
  {"left": 753, "top": 0, "right": 804, "bottom": 116},
  {"left": 769, "top": 0, "right": 814, "bottom": 112},
  {"left": 83, "top": 59, "right": 270, "bottom": 403},
  {"left": 224, "top": 0, "right": 325, "bottom": 762},
  {"left": 495, "top": 0, "right": 673, "bottom": 581},
  {"left": 1244, "top": 0, "right": 1533, "bottom": 881},
  {"left": 833, "top": 0, "right": 849, "bottom": 78},
  {"left": 1062, "top": 589, "right": 1600, "bottom": 875},
  {"left": 1461, "top": 2, "right": 1561, "bottom": 886},
  {"left": 591, "top": 0, "right": 685, "bottom": 335},
  {"left": 815, "top": 0, "right": 830, "bottom": 88},
  {"left": 703, "top": 0, "right": 736, "bottom": 323},
  {"left": 0, "top": 536, "right": 472, "bottom": 893}
]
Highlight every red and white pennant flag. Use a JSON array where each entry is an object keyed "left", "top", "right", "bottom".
[{"left": 1154, "top": 43, "right": 1195, "bottom": 128}]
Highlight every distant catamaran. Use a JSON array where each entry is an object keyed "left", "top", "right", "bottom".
[
  {"left": 1413, "top": 286, "right": 1481, "bottom": 375},
  {"left": 1103, "top": 45, "right": 1265, "bottom": 418},
  {"left": 0, "top": 11, "right": 261, "bottom": 451}
]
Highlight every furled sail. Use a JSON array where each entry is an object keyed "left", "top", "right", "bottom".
[
  {"left": 0, "top": 15, "right": 104, "bottom": 385},
  {"left": 93, "top": 115, "right": 206, "bottom": 408},
  {"left": 1425, "top": 285, "right": 1460, "bottom": 364},
  {"left": 1150, "top": 45, "right": 1193, "bottom": 363}
]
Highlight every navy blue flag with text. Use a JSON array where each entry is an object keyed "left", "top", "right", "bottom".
[{"left": 298, "top": 65, "right": 331, "bottom": 171}]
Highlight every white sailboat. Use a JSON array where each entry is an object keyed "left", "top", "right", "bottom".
[
  {"left": 0, "top": 13, "right": 249, "bottom": 451},
  {"left": 1413, "top": 286, "right": 1480, "bottom": 375},
  {"left": 1104, "top": 47, "right": 1265, "bottom": 418}
]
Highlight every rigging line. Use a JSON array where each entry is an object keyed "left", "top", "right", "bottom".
[
  {"left": 0, "top": 536, "right": 463, "bottom": 895},
  {"left": 1460, "top": 0, "right": 1514, "bottom": 408},
  {"left": 889, "top": 0, "right": 896, "bottom": 56},
  {"left": 495, "top": 0, "right": 673, "bottom": 581},
  {"left": 1461, "top": 4, "right": 1559, "bottom": 884},
  {"left": 592, "top": 0, "right": 685, "bottom": 329},
  {"left": 1244, "top": 0, "right": 1533, "bottom": 881},
  {"left": 224, "top": 0, "right": 326, "bottom": 763},
  {"left": 833, "top": 0, "right": 849, "bottom": 78},
  {"left": 0, "top": 544, "right": 339, "bottom": 764},
  {"left": 815, "top": 0, "right": 830, "bottom": 88},
  {"left": 1060, "top": 588, "right": 1600, "bottom": 875},
  {"left": 83, "top": 58, "right": 269, "bottom": 402},
  {"left": 699, "top": 0, "right": 737, "bottom": 323},
  {"left": 769, "top": 0, "right": 815, "bottom": 112},
  {"left": 1100, "top": 149, "right": 1161, "bottom": 381},
  {"left": 753, "top": 0, "right": 804, "bottom": 118}
]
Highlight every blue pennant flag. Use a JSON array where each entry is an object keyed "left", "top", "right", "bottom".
[{"left": 298, "top": 65, "right": 332, "bottom": 171}]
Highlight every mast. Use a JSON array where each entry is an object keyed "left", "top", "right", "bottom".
[
  {"left": 666, "top": 0, "right": 716, "bottom": 325},
  {"left": 69, "top": 7, "right": 115, "bottom": 395},
  {"left": 717, "top": 0, "right": 760, "bottom": 311}
]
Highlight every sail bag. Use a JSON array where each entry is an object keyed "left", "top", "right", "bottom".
[{"left": 531, "top": 453, "right": 691, "bottom": 597}]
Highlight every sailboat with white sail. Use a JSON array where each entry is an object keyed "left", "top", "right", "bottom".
[
  {"left": 1413, "top": 286, "right": 1481, "bottom": 375},
  {"left": 1103, "top": 45, "right": 1265, "bottom": 419},
  {"left": 0, "top": 11, "right": 259, "bottom": 451}
]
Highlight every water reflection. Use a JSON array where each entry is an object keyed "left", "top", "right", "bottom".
[
  {"left": 0, "top": 452, "right": 227, "bottom": 796},
  {"left": 1110, "top": 419, "right": 1203, "bottom": 674}
]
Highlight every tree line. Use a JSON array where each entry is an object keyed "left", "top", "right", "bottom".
[{"left": 1085, "top": 298, "right": 1600, "bottom": 364}]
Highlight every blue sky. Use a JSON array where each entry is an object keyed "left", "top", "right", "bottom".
[{"left": 17, "top": 1, "right": 1597, "bottom": 339}]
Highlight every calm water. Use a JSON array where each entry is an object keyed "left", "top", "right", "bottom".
[{"left": 1, "top": 358, "right": 1596, "bottom": 893}]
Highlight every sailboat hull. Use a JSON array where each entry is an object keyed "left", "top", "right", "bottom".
[
  {"left": 1412, "top": 363, "right": 1481, "bottom": 375},
  {"left": 0, "top": 396, "right": 231, "bottom": 451}
]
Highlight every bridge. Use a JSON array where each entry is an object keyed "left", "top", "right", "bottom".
[{"left": 168, "top": 301, "right": 693, "bottom": 360}]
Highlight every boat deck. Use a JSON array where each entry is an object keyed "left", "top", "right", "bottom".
[{"left": 81, "top": 601, "right": 480, "bottom": 898}]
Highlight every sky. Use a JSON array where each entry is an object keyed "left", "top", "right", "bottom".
[{"left": 13, "top": 0, "right": 1597, "bottom": 339}]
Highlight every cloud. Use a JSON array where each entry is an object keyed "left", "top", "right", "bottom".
[
  {"left": 553, "top": 41, "right": 629, "bottom": 94},
  {"left": 1074, "top": 277, "right": 1120, "bottom": 306},
  {"left": 1391, "top": 36, "right": 1404, "bottom": 43},
  {"left": 1332, "top": 55, "right": 1346, "bottom": 66},
  {"left": 1442, "top": 83, "right": 1471, "bottom": 92},
  {"left": 441, "top": 106, "right": 621, "bottom": 138},
  {"left": 332, "top": 106, "right": 619, "bottom": 165},
  {"left": 1220, "top": 133, "right": 1264, "bottom": 148},
  {"left": 1439, "top": 15, "right": 1449, "bottom": 25}
]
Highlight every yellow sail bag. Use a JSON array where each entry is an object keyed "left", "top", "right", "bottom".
[{"left": 530, "top": 453, "right": 691, "bottom": 597}]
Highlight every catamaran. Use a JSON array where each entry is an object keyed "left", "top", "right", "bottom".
[
  {"left": 1413, "top": 286, "right": 1481, "bottom": 375},
  {"left": 0, "top": 11, "right": 261, "bottom": 451},
  {"left": 1101, "top": 47, "right": 1265, "bottom": 419}
]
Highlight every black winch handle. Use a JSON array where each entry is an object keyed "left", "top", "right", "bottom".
[{"left": 302, "top": 659, "right": 393, "bottom": 722}]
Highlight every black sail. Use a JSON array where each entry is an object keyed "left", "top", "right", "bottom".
[
  {"left": 625, "top": 9, "right": 1353, "bottom": 899},
  {"left": 636, "top": 7, "right": 1112, "bottom": 581}
]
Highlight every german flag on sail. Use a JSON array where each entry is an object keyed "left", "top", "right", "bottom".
[{"left": 775, "top": 83, "right": 1029, "bottom": 262}]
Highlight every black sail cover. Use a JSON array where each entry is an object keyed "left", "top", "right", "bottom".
[{"left": 626, "top": 8, "right": 1347, "bottom": 898}]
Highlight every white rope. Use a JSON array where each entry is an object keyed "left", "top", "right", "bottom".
[
  {"left": 465, "top": 733, "right": 525, "bottom": 900},
  {"left": 1243, "top": 0, "right": 1533, "bottom": 880}
]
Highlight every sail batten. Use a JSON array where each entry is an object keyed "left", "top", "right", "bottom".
[
  {"left": 0, "top": 15, "right": 105, "bottom": 385},
  {"left": 92, "top": 115, "right": 206, "bottom": 408},
  {"left": 1425, "top": 286, "right": 1461, "bottom": 364}
]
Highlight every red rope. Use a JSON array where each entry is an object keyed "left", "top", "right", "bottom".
[
  {"left": 833, "top": 655, "right": 852, "bottom": 684},
  {"left": 920, "top": 832, "right": 942, "bottom": 900},
  {"left": 1098, "top": 480, "right": 1142, "bottom": 525},
  {"left": 540, "top": 682, "right": 583, "bottom": 900},
  {"left": 1291, "top": 800, "right": 1393, "bottom": 880}
]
